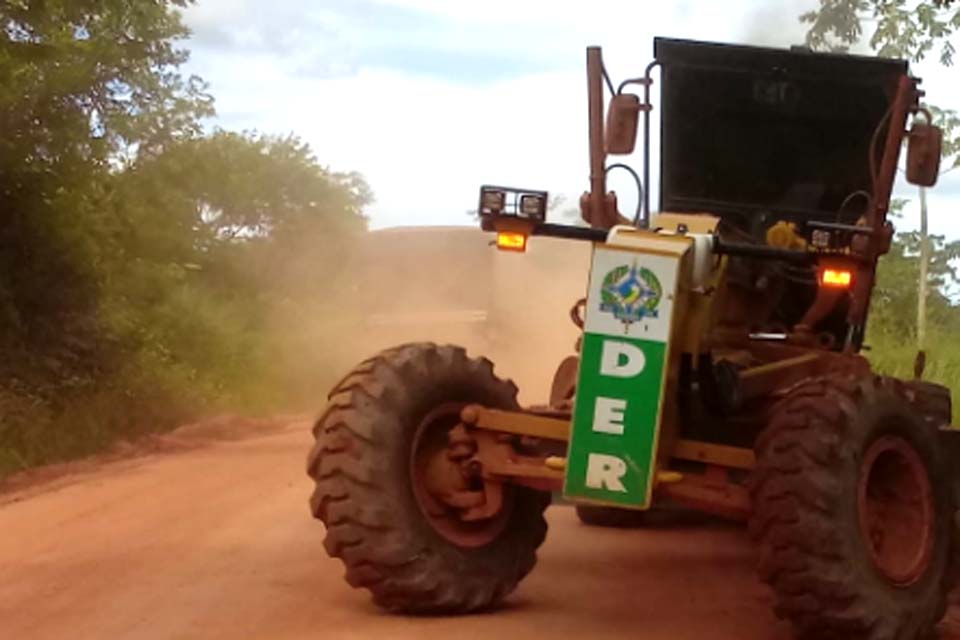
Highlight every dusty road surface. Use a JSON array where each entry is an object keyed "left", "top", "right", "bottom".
[{"left": 3, "top": 418, "right": 960, "bottom": 640}]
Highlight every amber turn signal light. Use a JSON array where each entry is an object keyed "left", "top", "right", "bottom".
[
  {"left": 496, "top": 231, "right": 527, "bottom": 252},
  {"left": 821, "top": 268, "right": 852, "bottom": 288}
]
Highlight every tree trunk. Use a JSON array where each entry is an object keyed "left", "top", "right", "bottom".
[{"left": 917, "top": 186, "right": 929, "bottom": 349}]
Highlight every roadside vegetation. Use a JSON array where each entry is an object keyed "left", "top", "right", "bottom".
[{"left": 0, "top": 1, "right": 368, "bottom": 476}]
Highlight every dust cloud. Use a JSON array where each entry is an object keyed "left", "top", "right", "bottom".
[{"left": 284, "top": 227, "right": 591, "bottom": 406}]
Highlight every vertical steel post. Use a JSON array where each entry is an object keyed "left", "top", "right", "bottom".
[
  {"left": 587, "top": 47, "right": 606, "bottom": 229},
  {"left": 847, "top": 74, "right": 917, "bottom": 347}
]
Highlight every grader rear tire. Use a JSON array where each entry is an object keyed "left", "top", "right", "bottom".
[
  {"left": 751, "top": 374, "right": 955, "bottom": 640},
  {"left": 307, "top": 343, "right": 550, "bottom": 613}
]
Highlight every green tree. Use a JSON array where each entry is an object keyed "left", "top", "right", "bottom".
[
  {"left": 0, "top": 0, "right": 211, "bottom": 358},
  {"left": 869, "top": 230, "right": 960, "bottom": 340},
  {"left": 0, "top": 0, "right": 215, "bottom": 473},
  {"left": 0, "top": 2, "right": 371, "bottom": 475},
  {"left": 97, "top": 130, "right": 369, "bottom": 411},
  {"left": 110, "top": 130, "right": 368, "bottom": 268},
  {"left": 802, "top": 0, "right": 960, "bottom": 62}
]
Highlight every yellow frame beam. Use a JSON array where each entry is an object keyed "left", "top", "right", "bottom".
[
  {"left": 460, "top": 406, "right": 755, "bottom": 470},
  {"left": 671, "top": 439, "right": 755, "bottom": 470},
  {"left": 461, "top": 406, "right": 569, "bottom": 441}
]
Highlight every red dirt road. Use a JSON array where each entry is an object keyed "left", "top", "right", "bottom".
[{"left": 2, "top": 419, "right": 960, "bottom": 640}]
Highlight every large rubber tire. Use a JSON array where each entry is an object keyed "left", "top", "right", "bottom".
[
  {"left": 751, "top": 374, "right": 955, "bottom": 640},
  {"left": 904, "top": 379, "right": 952, "bottom": 428},
  {"left": 307, "top": 343, "right": 550, "bottom": 613}
]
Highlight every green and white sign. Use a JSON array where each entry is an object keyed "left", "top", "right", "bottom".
[{"left": 563, "top": 245, "right": 681, "bottom": 509}]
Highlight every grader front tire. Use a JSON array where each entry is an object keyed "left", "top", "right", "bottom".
[{"left": 307, "top": 343, "right": 550, "bottom": 613}]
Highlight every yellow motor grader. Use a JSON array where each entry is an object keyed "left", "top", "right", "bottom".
[{"left": 307, "top": 37, "right": 955, "bottom": 639}]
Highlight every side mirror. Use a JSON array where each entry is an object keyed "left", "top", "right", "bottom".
[
  {"left": 605, "top": 94, "right": 640, "bottom": 155},
  {"left": 906, "top": 123, "right": 943, "bottom": 187}
]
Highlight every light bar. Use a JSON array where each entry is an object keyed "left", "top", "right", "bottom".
[
  {"left": 477, "top": 185, "right": 548, "bottom": 223},
  {"left": 496, "top": 231, "right": 527, "bottom": 252},
  {"left": 821, "top": 268, "right": 852, "bottom": 288}
]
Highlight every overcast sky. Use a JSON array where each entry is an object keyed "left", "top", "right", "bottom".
[{"left": 179, "top": 0, "right": 960, "bottom": 238}]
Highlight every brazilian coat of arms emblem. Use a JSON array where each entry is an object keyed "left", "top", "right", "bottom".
[{"left": 599, "top": 260, "right": 662, "bottom": 329}]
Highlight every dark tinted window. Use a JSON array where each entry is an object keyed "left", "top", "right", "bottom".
[{"left": 656, "top": 38, "right": 907, "bottom": 224}]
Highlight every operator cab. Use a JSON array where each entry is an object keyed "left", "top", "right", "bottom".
[
  {"left": 652, "top": 39, "right": 894, "bottom": 347},
  {"left": 480, "top": 37, "right": 943, "bottom": 353}
]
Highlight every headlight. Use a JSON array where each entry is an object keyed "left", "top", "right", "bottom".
[
  {"left": 520, "top": 193, "right": 546, "bottom": 219},
  {"left": 811, "top": 229, "right": 832, "bottom": 249},
  {"left": 480, "top": 188, "right": 506, "bottom": 215}
]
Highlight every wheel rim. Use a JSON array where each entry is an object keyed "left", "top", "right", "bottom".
[
  {"left": 857, "top": 435, "right": 936, "bottom": 586},
  {"left": 409, "top": 403, "right": 511, "bottom": 548}
]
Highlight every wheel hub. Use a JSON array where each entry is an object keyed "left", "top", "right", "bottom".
[
  {"left": 857, "top": 435, "right": 935, "bottom": 586},
  {"left": 410, "top": 403, "right": 511, "bottom": 548}
]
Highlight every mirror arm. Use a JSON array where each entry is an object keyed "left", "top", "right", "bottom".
[
  {"left": 606, "top": 162, "right": 645, "bottom": 226},
  {"left": 601, "top": 64, "right": 616, "bottom": 97},
  {"left": 617, "top": 77, "right": 652, "bottom": 95},
  {"left": 642, "top": 61, "right": 660, "bottom": 229},
  {"left": 913, "top": 106, "right": 933, "bottom": 124}
]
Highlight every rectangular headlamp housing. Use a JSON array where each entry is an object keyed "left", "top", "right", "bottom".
[{"left": 478, "top": 185, "right": 548, "bottom": 231}]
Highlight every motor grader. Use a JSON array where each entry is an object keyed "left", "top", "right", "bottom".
[{"left": 307, "top": 37, "right": 957, "bottom": 639}]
